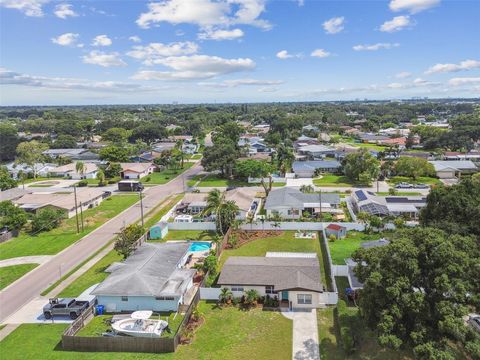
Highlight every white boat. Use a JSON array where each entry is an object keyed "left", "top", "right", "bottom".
[{"left": 111, "top": 311, "right": 168, "bottom": 338}]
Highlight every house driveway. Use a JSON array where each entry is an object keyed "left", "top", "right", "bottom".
[{"left": 282, "top": 309, "right": 320, "bottom": 360}]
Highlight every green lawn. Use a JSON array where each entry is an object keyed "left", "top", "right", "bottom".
[
  {"left": 313, "top": 175, "right": 356, "bottom": 187},
  {"left": 142, "top": 163, "right": 194, "bottom": 185},
  {"left": 328, "top": 231, "right": 383, "bottom": 265},
  {"left": 0, "top": 301, "right": 292, "bottom": 360},
  {"left": 0, "top": 195, "right": 138, "bottom": 261},
  {"left": 27, "top": 183, "right": 54, "bottom": 188},
  {"left": 190, "top": 154, "right": 202, "bottom": 160},
  {"left": 0, "top": 264, "right": 38, "bottom": 290},
  {"left": 161, "top": 230, "right": 218, "bottom": 242},
  {"left": 144, "top": 194, "right": 184, "bottom": 228},
  {"left": 376, "top": 191, "right": 422, "bottom": 196},
  {"left": 187, "top": 174, "right": 248, "bottom": 187},
  {"left": 387, "top": 176, "right": 441, "bottom": 185}
]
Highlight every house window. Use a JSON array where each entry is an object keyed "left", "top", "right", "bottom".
[
  {"left": 121, "top": 296, "right": 128, "bottom": 302},
  {"left": 231, "top": 286, "right": 244, "bottom": 292},
  {"left": 297, "top": 294, "right": 312, "bottom": 305},
  {"left": 265, "top": 285, "right": 276, "bottom": 295},
  {"left": 288, "top": 209, "right": 300, "bottom": 215},
  {"left": 156, "top": 296, "right": 175, "bottom": 301}
]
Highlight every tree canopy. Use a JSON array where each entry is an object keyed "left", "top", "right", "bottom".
[
  {"left": 343, "top": 148, "right": 380, "bottom": 185},
  {"left": 394, "top": 156, "right": 435, "bottom": 180}
]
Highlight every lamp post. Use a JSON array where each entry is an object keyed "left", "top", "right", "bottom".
[
  {"left": 73, "top": 185, "right": 80, "bottom": 234},
  {"left": 138, "top": 185, "right": 145, "bottom": 227}
]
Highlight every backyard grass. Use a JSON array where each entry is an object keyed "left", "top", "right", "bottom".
[
  {"left": 0, "top": 195, "right": 138, "bottom": 261},
  {"left": 313, "top": 175, "right": 356, "bottom": 187},
  {"left": 328, "top": 231, "right": 383, "bottom": 265},
  {"left": 0, "top": 264, "right": 38, "bottom": 290},
  {"left": 142, "top": 163, "right": 194, "bottom": 185},
  {"left": 0, "top": 301, "right": 292, "bottom": 360},
  {"left": 161, "top": 230, "right": 218, "bottom": 242},
  {"left": 387, "top": 176, "right": 441, "bottom": 185}
]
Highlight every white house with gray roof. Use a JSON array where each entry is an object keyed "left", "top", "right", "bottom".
[
  {"left": 429, "top": 160, "right": 478, "bottom": 179},
  {"left": 292, "top": 160, "right": 342, "bottom": 178},
  {"left": 218, "top": 255, "right": 324, "bottom": 309},
  {"left": 264, "top": 187, "right": 341, "bottom": 219},
  {"left": 92, "top": 242, "right": 196, "bottom": 312}
]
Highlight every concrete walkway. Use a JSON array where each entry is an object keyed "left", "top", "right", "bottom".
[
  {"left": 0, "top": 256, "right": 53, "bottom": 268},
  {"left": 283, "top": 309, "right": 320, "bottom": 360}
]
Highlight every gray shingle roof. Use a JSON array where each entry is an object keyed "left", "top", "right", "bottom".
[
  {"left": 92, "top": 242, "right": 195, "bottom": 297},
  {"left": 264, "top": 187, "right": 340, "bottom": 209},
  {"left": 293, "top": 160, "right": 341, "bottom": 172},
  {"left": 218, "top": 256, "right": 323, "bottom": 292}
]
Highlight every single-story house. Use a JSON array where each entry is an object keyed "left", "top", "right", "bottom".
[
  {"left": 0, "top": 188, "right": 32, "bottom": 202},
  {"left": 325, "top": 224, "right": 347, "bottom": 239},
  {"left": 357, "top": 133, "right": 390, "bottom": 143},
  {"left": 179, "top": 193, "right": 208, "bottom": 214},
  {"left": 292, "top": 160, "right": 342, "bottom": 178},
  {"left": 182, "top": 142, "right": 199, "bottom": 154},
  {"left": 350, "top": 190, "right": 426, "bottom": 219},
  {"left": 93, "top": 242, "right": 196, "bottom": 312},
  {"left": 224, "top": 187, "right": 258, "bottom": 220},
  {"left": 120, "top": 163, "right": 156, "bottom": 179},
  {"left": 43, "top": 149, "right": 100, "bottom": 161},
  {"left": 297, "top": 144, "right": 337, "bottom": 160},
  {"left": 130, "top": 150, "right": 162, "bottom": 163},
  {"left": 50, "top": 163, "right": 99, "bottom": 180},
  {"left": 264, "top": 187, "right": 341, "bottom": 219},
  {"left": 5, "top": 162, "right": 56, "bottom": 179},
  {"left": 443, "top": 151, "right": 480, "bottom": 162},
  {"left": 218, "top": 254, "right": 324, "bottom": 309},
  {"left": 152, "top": 142, "right": 177, "bottom": 153},
  {"left": 14, "top": 188, "right": 106, "bottom": 218},
  {"left": 429, "top": 160, "right": 478, "bottom": 179}
]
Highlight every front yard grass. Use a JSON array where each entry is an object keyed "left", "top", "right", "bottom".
[
  {"left": 387, "top": 176, "right": 441, "bottom": 185},
  {"left": 0, "top": 264, "right": 38, "bottom": 290},
  {"left": 0, "top": 300, "right": 292, "bottom": 360},
  {"left": 328, "top": 231, "right": 383, "bottom": 265},
  {"left": 0, "top": 195, "right": 138, "bottom": 261},
  {"left": 142, "top": 163, "right": 194, "bottom": 185},
  {"left": 313, "top": 175, "right": 356, "bottom": 187}
]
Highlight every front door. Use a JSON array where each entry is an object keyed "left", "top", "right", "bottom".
[{"left": 282, "top": 291, "right": 289, "bottom": 301}]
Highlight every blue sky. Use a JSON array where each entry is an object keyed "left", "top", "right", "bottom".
[{"left": 0, "top": 0, "right": 479, "bottom": 105}]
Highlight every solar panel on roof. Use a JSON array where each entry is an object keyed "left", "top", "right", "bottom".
[{"left": 355, "top": 190, "right": 367, "bottom": 201}]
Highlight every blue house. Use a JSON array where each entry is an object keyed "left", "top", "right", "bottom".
[
  {"left": 92, "top": 242, "right": 196, "bottom": 312},
  {"left": 149, "top": 222, "right": 168, "bottom": 240}
]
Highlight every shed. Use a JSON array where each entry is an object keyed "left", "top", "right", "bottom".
[
  {"left": 149, "top": 222, "right": 168, "bottom": 240},
  {"left": 325, "top": 224, "right": 347, "bottom": 239}
]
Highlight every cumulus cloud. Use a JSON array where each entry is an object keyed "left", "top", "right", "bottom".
[
  {"left": 131, "top": 55, "right": 255, "bottom": 80},
  {"left": 199, "top": 78, "right": 283, "bottom": 88},
  {"left": 322, "top": 17, "right": 345, "bottom": 34},
  {"left": 425, "top": 59, "right": 480, "bottom": 74},
  {"left": 389, "top": 0, "right": 440, "bottom": 14},
  {"left": 353, "top": 43, "right": 399, "bottom": 51},
  {"left": 448, "top": 77, "right": 480, "bottom": 86},
  {"left": 51, "top": 33, "right": 80, "bottom": 47},
  {"left": 127, "top": 42, "right": 199, "bottom": 65},
  {"left": 380, "top": 15, "right": 412, "bottom": 32},
  {"left": 395, "top": 71, "right": 412, "bottom": 79},
  {"left": 82, "top": 51, "right": 127, "bottom": 67},
  {"left": 0, "top": 0, "right": 49, "bottom": 17},
  {"left": 92, "top": 35, "right": 112, "bottom": 47},
  {"left": 0, "top": 68, "right": 156, "bottom": 93},
  {"left": 311, "top": 49, "right": 331, "bottom": 58},
  {"left": 198, "top": 28, "right": 244, "bottom": 40},
  {"left": 54, "top": 3, "right": 77, "bottom": 19},
  {"left": 129, "top": 36, "right": 141, "bottom": 43},
  {"left": 276, "top": 50, "right": 301, "bottom": 59}
]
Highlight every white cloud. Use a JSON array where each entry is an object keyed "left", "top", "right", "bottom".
[
  {"left": 296, "top": 0, "right": 304, "bottom": 6},
  {"left": 0, "top": 68, "right": 156, "bottom": 93},
  {"left": 353, "top": 43, "right": 399, "bottom": 51},
  {"left": 258, "top": 86, "right": 278, "bottom": 92},
  {"left": 127, "top": 42, "right": 199, "bottom": 65},
  {"left": 276, "top": 50, "right": 298, "bottom": 59},
  {"left": 380, "top": 15, "right": 412, "bottom": 32},
  {"left": 199, "top": 78, "right": 283, "bottom": 87},
  {"left": 54, "top": 3, "right": 77, "bottom": 19},
  {"left": 129, "top": 36, "right": 141, "bottom": 43},
  {"left": 131, "top": 55, "right": 255, "bottom": 80},
  {"left": 448, "top": 77, "right": 480, "bottom": 86},
  {"left": 425, "top": 59, "right": 480, "bottom": 74},
  {"left": 389, "top": 0, "right": 440, "bottom": 14},
  {"left": 82, "top": 51, "right": 127, "bottom": 67},
  {"left": 322, "top": 17, "right": 345, "bottom": 34},
  {"left": 395, "top": 71, "right": 412, "bottom": 79},
  {"left": 311, "top": 49, "right": 331, "bottom": 58},
  {"left": 51, "top": 33, "right": 80, "bottom": 47},
  {"left": 0, "top": 0, "right": 49, "bottom": 17},
  {"left": 198, "top": 28, "right": 244, "bottom": 40},
  {"left": 136, "top": 0, "right": 271, "bottom": 30},
  {"left": 92, "top": 35, "right": 112, "bottom": 47}
]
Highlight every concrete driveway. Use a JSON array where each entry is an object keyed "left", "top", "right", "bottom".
[{"left": 283, "top": 309, "right": 320, "bottom": 360}]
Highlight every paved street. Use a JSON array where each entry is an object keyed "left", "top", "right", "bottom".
[{"left": 0, "top": 163, "right": 203, "bottom": 323}]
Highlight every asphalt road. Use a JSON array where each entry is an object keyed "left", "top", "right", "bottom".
[{"left": 0, "top": 163, "right": 203, "bottom": 322}]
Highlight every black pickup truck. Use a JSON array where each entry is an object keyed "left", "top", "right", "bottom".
[{"left": 43, "top": 298, "right": 89, "bottom": 320}]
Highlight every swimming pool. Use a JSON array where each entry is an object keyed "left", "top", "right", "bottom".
[{"left": 189, "top": 242, "right": 212, "bottom": 252}]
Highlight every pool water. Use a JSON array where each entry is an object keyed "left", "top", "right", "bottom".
[{"left": 189, "top": 242, "right": 212, "bottom": 252}]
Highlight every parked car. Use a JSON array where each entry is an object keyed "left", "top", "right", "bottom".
[
  {"left": 43, "top": 298, "right": 89, "bottom": 320},
  {"left": 468, "top": 315, "right": 480, "bottom": 334},
  {"left": 395, "top": 182, "right": 413, "bottom": 189},
  {"left": 413, "top": 183, "right": 429, "bottom": 189}
]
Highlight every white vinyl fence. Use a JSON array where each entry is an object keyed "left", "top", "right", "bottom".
[
  {"left": 239, "top": 222, "right": 364, "bottom": 232},
  {"left": 168, "top": 222, "right": 217, "bottom": 231},
  {"left": 332, "top": 265, "right": 349, "bottom": 277},
  {"left": 199, "top": 287, "right": 222, "bottom": 300}
]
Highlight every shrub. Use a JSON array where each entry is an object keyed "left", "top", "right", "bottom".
[
  {"left": 107, "top": 179, "right": 117, "bottom": 184},
  {"left": 77, "top": 179, "right": 88, "bottom": 187},
  {"left": 31, "top": 207, "right": 64, "bottom": 233},
  {"left": 227, "top": 234, "right": 239, "bottom": 249},
  {"left": 337, "top": 300, "right": 355, "bottom": 354},
  {"left": 328, "top": 234, "right": 337, "bottom": 242},
  {"left": 144, "top": 176, "right": 151, "bottom": 182}
]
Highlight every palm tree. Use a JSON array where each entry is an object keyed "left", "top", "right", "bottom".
[
  {"left": 300, "top": 184, "right": 314, "bottom": 193},
  {"left": 275, "top": 143, "right": 295, "bottom": 175},
  {"left": 75, "top": 161, "right": 86, "bottom": 179},
  {"left": 217, "top": 200, "right": 240, "bottom": 235},
  {"left": 219, "top": 287, "right": 233, "bottom": 305},
  {"left": 96, "top": 169, "right": 105, "bottom": 186},
  {"left": 244, "top": 289, "right": 259, "bottom": 307}
]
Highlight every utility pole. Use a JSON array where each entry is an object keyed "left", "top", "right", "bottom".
[
  {"left": 139, "top": 188, "right": 144, "bottom": 228},
  {"left": 73, "top": 185, "right": 80, "bottom": 234},
  {"left": 79, "top": 201, "right": 84, "bottom": 232}
]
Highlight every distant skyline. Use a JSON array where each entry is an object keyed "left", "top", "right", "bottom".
[{"left": 1, "top": 0, "right": 479, "bottom": 105}]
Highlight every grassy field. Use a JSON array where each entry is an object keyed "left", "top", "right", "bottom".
[
  {"left": 313, "top": 175, "right": 356, "bottom": 187},
  {"left": 187, "top": 174, "right": 284, "bottom": 188},
  {"left": 144, "top": 194, "right": 184, "bottom": 228},
  {"left": 161, "top": 230, "right": 218, "bottom": 242},
  {"left": 0, "top": 301, "right": 292, "bottom": 360},
  {"left": 219, "top": 231, "right": 327, "bottom": 286},
  {"left": 328, "top": 231, "right": 383, "bottom": 265},
  {"left": 387, "top": 176, "right": 441, "bottom": 185},
  {"left": 142, "top": 163, "right": 194, "bottom": 185},
  {"left": 0, "top": 195, "right": 138, "bottom": 261},
  {"left": 0, "top": 264, "right": 38, "bottom": 290}
]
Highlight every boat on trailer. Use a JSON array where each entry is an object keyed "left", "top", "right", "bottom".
[{"left": 111, "top": 311, "right": 168, "bottom": 338}]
